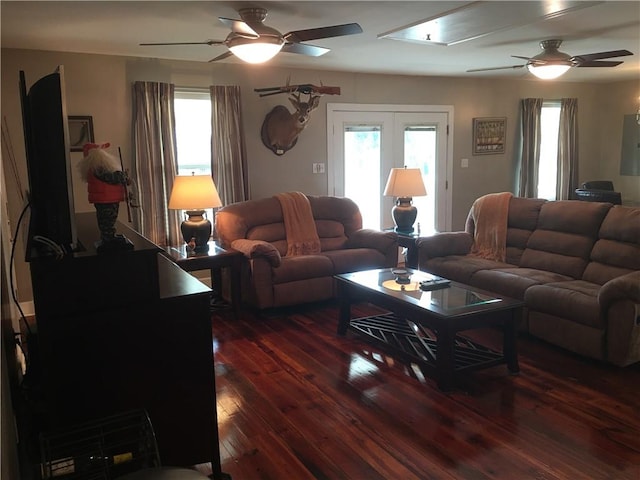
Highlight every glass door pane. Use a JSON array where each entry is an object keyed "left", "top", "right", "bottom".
[
  {"left": 344, "top": 126, "right": 381, "bottom": 229},
  {"left": 404, "top": 126, "right": 436, "bottom": 234}
]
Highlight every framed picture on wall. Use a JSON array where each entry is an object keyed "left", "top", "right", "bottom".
[
  {"left": 68, "top": 116, "right": 94, "bottom": 152},
  {"left": 473, "top": 117, "right": 506, "bottom": 155}
]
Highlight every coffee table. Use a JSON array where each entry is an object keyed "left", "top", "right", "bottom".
[{"left": 336, "top": 268, "right": 524, "bottom": 391}]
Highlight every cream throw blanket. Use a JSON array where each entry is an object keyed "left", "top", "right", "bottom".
[
  {"left": 469, "top": 192, "right": 513, "bottom": 262},
  {"left": 274, "top": 192, "right": 321, "bottom": 256}
]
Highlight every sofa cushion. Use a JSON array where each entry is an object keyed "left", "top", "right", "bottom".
[
  {"left": 519, "top": 200, "right": 611, "bottom": 279},
  {"left": 465, "top": 197, "right": 545, "bottom": 266},
  {"left": 504, "top": 197, "right": 546, "bottom": 265},
  {"left": 246, "top": 223, "right": 288, "bottom": 255},
  {"left": 272, "top": 255, "right": 334, "bottom": 284},
  {"left": 424, "top": 255, "right": 511, "bottom": 285},
  {"left": 525, "top": 280, "right": 603, "bottom": 329},
  {"left": 507, "top": 196, "right": 546, "bottom": 231},
  {"left": 308, "top": 196, "right": 362, "bottom": 237},
  {"left": 582, "top": 206, "right": 640, "bottom": 285},
  {"left": 583, "top": 240, "right": 638, "bottom": 285},
  {"left": 246, "top": 222, "right": 285, "bottom": 242},
  {"left": 470, "top": 267, "right": 572, "bottom": 301},
  {"left": 316, "top": 219, "right": 348, "bottom": 251},
  {"left": 216, "top": 196, "right": 284, "bottom": 247},
  {"left": 418, "top": 232, "right": 473, "bottom": 259},
  {"left": 599, "top": 205, "right": 640, "bottom": 244},
  {"left": 323, "top": 248, "right": 388, "bottom": 274}
]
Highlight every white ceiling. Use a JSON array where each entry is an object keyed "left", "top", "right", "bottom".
[{"left": 2, "top": 1, "right": 639, "bottom": 83}]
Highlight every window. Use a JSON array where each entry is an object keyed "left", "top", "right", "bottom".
[
  {"left": 344, "top": 125, "right": 381, "bottom": 229},
  {"left": 174, "top": 89, "right": 212, "bottom": 175},
  {"left": 537, "top": 101, "right": 561, "bottom": 200},
  {"left": 173, "top": 89, "right": 214, "bottom": 219}
]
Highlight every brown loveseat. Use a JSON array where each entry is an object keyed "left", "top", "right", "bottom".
[
  {"left": 416, "top": 196, "right": 640, "bottom": 366},
  {"left": 215, "top": 195, "right": 398, "bottom": 309}
]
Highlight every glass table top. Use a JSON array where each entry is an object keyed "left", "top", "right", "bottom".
[{"left": 336, "top": 268, "right": 515, "bottom": 315}]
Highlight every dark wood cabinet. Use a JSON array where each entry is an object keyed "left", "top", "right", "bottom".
[{"left": 29, "top": 213, "right": 222, "bottom": 472}]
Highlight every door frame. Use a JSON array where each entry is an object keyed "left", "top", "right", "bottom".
[{"left": 327, "top": 103, "right": 454, "bottom": 232}]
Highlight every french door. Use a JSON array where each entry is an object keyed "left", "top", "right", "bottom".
[{"left": 327, "top": 104, "right": 453, "bottom": 233}]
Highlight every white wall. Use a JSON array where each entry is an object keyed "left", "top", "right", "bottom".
[{"left": 2, "top": 48, "right": 639, "bottom": 305}]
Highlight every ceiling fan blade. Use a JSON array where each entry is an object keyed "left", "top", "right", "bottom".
[
  {"left": 282, "top": 42, "right": 330, "bottom": 57},
  {"left": 467, "top": 65, "right": 526, "bottom": 72},
  {"left": 576, "top": 60, "right": 624, "bottom": 67},
  {"left": 570, "top": 49, "right": 633, "bottom": 62},
  {"left": 284, "top": 23, "right": 362, "bottom": 43},
  {"left": 511, "top": 55, "right": 537, "bottom": 61},
  {"left": 209, "top": 51, "right": 234, "bottom": 62},
  {"left": 140, "top": 40, "right": 224, "bottom": 46},
  {"left": 218, "top": 17, "right": 258, "bottom": 37}
]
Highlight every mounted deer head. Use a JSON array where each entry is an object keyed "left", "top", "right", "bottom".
[{"left": 261, "top": 92, "right": 321, "bottom": 155}]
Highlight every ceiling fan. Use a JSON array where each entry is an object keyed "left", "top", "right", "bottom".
[
  {"left": 467, "top": 39, "right": 633, "bottom": 79},
  {"left": 140, "top": 7, "right": 363, "bottom": 64}
]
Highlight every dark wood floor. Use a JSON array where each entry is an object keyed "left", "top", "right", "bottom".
[{"left": 205, "top": 301, "right": 640, "bottom": 480}]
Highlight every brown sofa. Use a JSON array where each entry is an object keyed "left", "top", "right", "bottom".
[
  {"left": 416, "top": 196, "right": 640, "bottom": 366},
  {"left": 215, "top": 195, "right": 398, "bottom": 309}
]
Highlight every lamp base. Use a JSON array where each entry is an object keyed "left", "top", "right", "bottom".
[
  {"left": 181, "top": 210, "right": 211, "bottom": 252},
  {"left": 391, "top": 197, "right": 417, "bottom": 233}
]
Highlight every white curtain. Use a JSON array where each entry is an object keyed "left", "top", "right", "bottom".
[
  {"left": 557, "top": 98, "right": 579, "bottom": 199},
  {"left": 518, "top": 98, "right": 543, "bottom": 198},
  {"left": 132, "top": 81, "right": 181, "bottom": 246},
  {"left": 210, "top": 85, "right": 248, "bottom": 206}
]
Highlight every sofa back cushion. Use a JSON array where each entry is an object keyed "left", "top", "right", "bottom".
[
  {"left": 246, "top": 223, "right": 288, "bottom": 255},
  {"left": 582, "top": 205, "right": 640, "bottom": 284},
  {"left": 505, "top": 197, "right": 546, "bottom": 265},
  {"left": 215, "top": 195, "right": 363, "bottom": 253},
  {"left": 465, "top": 196, "right": 546, "bottom": 265},
  {"left": 519, "top": 200, "right": 612, "bottom": 279}
]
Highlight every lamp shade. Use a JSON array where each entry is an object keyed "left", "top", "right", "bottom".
[
  {"left": 383, "top": 167, "right": 427, "bottom": 233},
  {"left": 383, "top": 168, "right": 427, "bottom": 198},
  {"left": 168, "top": 174, "right": 222, "bottom": 210},
  {"left": 169, "top": 174, "right": 222, "bottom": 251}
]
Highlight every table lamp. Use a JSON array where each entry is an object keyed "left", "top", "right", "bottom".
[
  {"left": 168, "top": 173, "right": 222, "bottom": 252},
  {"left": 383, "top": 166, "right": 427, "bottom": 233}
]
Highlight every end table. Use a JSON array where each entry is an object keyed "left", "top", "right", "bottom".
[
  {"left": 384, "top": 228, "right": 420, "bottom": 268},
  {"left": 163, "top": 240, "right": 242, "bottom": 318}
]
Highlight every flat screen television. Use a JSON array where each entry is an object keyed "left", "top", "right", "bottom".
[{"left": 20, "top": 66, "right": 78, "bottom": 260}]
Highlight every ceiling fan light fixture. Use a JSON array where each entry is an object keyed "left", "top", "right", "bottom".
[
  {"left": 228, "top": 35, "right": 284, "bottom": 64},
  {"left": 527, "top": 39, "right": 572, "bottom": 79},
  {"left": 527, "top": 63, "right": 571, "bottom": 79}
]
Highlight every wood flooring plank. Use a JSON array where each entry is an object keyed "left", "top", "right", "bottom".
[{"left": 211, "top": 302, "right": 640, "bottom": 480}]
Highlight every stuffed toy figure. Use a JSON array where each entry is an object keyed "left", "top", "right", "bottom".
[{"left": 78, "top": 142, "right": 132, "bottom": 250}]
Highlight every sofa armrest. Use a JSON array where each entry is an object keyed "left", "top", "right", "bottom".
[
  {"left": 230, "top": 239, "right": 282, "bottom": 267},
  {"left": 416, "top": 232, "right": 473, "bottom": 261},
  {"left": 346, "top": 229, "right": 398, "bottom": 253},
  {"left": 598, "top": 271, "right": 640, "bottom": 311}
]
